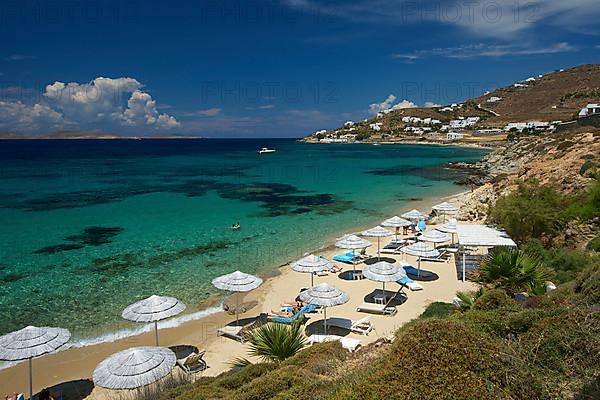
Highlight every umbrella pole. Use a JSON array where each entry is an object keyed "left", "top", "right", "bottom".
[
  {"left": 323, "top": 307, "right": 328, "bottom": 335},
  {"left": 311, "top": 272, "right": 314, "bottom": 287},
  {"left": 382, "top": 281, "right": 386, "bottom": 302},
  {"left": 236, "top": 293, "right": 240, "bottom": 326},
  {"left": 154, "top": 321, "right": 159, "bottom": 346},
  {"left": 418, "top": 257, "right": 421, "bottom": 277},
  {"left": 28, "top": 357, "right": 32, "bottom": 400},
  {"left": 352, "top": 249, "right": 356, "bottom": 276},
  {"left": 377, "top": 237, "right": 380, "bottom": 261}
]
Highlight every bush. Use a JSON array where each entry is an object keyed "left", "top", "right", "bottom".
[
  {"left": 329, "top": 319, "right": 541, "bottom": 400},
  {"left": 488, "top": 180, "right": 566, "bottom": 243},
  {"left": 472, "top": 288, "right": 517, "bottom": 311},
  {"left": 588, "top": 235, "right": 600, "bottom": 252},
  {"left": 523, "top": 239, "right": 595, "bottom": 283},
  {"left": 419, "top": 302, "right": 455, "bottom": 318}
]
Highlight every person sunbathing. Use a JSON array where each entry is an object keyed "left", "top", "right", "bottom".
[{"left": 269, "top": 309, "right": 296, "bottom": 318}]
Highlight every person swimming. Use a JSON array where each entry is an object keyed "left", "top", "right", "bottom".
[{"left": 230, "top": 223, "right": 241, "bottom": 230}]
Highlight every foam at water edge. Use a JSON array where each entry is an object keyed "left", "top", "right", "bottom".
[{"left": 0, "top": 304, "right": 224, "bottom": 371}]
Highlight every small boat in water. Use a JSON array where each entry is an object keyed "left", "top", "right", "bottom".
[{"left": 258, "top": 147, "right": 276, "bottom": 154}]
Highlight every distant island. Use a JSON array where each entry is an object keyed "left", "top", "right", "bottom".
[{"left": 0, "top": 131, "right": 207, "bottom": 140}]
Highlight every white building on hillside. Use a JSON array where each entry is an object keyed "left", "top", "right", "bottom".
[
  {"left": 369, "top": 122, "right": 383, "bottom": 131},
  {"left": 447, "top": 132, "right": 464, "bottom": 140},
  {"left": 487, "top": 96, "right": 502, "bottom": 103},
  {"left": 344, "top": 121, "right": 355, "bottom": 128},
  {"left": 504, "top": 122, "right": 528, "bottom": 132},
  {"left": 578, "top": 104, "right": 600, "bottom": 118}
]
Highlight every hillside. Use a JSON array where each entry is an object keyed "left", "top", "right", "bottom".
[{"left": 304, "top": 64, "right": 600, "bottom": 144}]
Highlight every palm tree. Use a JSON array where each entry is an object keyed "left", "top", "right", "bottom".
[
  {"left": 480, "top": 247, "right": 549, "bottom": 294},
  {"left": 245, "top": 321, "right": 307, "bottom": 363},
  {"left": 455, "top": 288, "right": 485, "bottom": 312}
]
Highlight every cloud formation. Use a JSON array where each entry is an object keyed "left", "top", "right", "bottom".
[
  {"left": 369, "top": 95, "right": 416, "bottom": 114},
  {"left": 394, "top": 42, "right": 576, "bottom": 61},
  {"left": 0, "top": 77, "right": 179, "bottom": 131}
]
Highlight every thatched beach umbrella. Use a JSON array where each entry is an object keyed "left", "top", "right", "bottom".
[
  {"left": 335, "top": 234, "right": 372, "bottom": 277},
  {"left": 299, "top": 283, "right": 349, "bottom": 335},
  {"left": 401, "top": 209, "right": 427, "bottom": 221},
  {"left": 92, "top": 346, "right": 176, "bottom": 390},
  {"left": 432, "top": 201, "right": 459, "bottom": 222},
  {"left": 290, "top": 254, "right": 332, "bottom": 286},
  {"left": 212, "top": 271, "right": 263, "bottom": 326},
  {"left": 418, "top": 229, "right": 451, "bottom": 248},
  {"left": 401, "top": 242, "right": 440, "bottom": 277},
  {"left": 437, "top": 218, "right": 458, "bottom": 243},
  {"left": 122, "top": 295, "right": 186, "bottom": 346},
  {"left": 0, "top": 326, "right": 71, "bottom": 399},
  {"left": 362, "top": 226, "right": 393, "bottom": 260},
  {"left": 382, "top": 215, "right": 412, "bottom": 241},
  {"left": 363, "top": 261, "right": 407, "bottom": 301}
]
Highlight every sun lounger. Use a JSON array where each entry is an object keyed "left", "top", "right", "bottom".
[
  {"left": 419, "top": 250, "right": 450, "bottom": 263},
  {"left": 381, "top": 243, "right": 404, "bottom": 254},
  {"left": 268, "top": 304, "right": 316, "bottom": 324},
  {"left": 332, "top": 251, "right": 359, "bottom": 264},
  {"left": 325, "top": 316, "right": 373, "bottom": 335},
  {"left": 402, "top": 265, "right": 438, "bottom": 281},
  {"left": 398, "top": 276, "right": 423, "bottom": 291},
  {"left": 176, "top": 350, "right": 207, "bottom": 374},
  {"left": 308, "top": 334, "right": 362, "bottom": 352},
  {"left": 356, "top": 302, "right": 397, "bottom": 316},
  {"left": 218, "top": 314, "right": 267, "bottom": 342}
]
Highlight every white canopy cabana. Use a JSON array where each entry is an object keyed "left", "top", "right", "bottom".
[
  {"left": 456, "top": 224, "right": 517, "bottom": 282},
  {"left": 456, "top": 224, "right": 517, "bottom": 248}
]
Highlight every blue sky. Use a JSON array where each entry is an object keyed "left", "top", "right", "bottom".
[{"left": 0, "top": 0, "right": 598, "bottom": 137}]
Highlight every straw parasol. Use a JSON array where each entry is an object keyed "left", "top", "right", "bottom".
[
  {"left": 401, "top": 242, "right": 440, "bottom": 276},
  {"left": 432, "top": 201, "right": 458, "bottom": 222},
  {"left": 212, "top": 271, "right": 263, "bottom": 325},
  {"left": 122, "top": 295, "right": 186, "bottom": 346},
  {"left": 335, "top": 234, "right": 372, "bottom": 276},
  {"left": 92, "top": 346, "right": 176, "bottom": 390},
  {"left": 290, "top": 254, "right": 332, "bottom": 286},
  {"left": 382, "top": 215, "right": 412, "bottom": 241},
  {"left": 299, "top": 283, "right": 349, "bottom": 335},
  {"left": 0, "top": 326, "right": 71, "bottom": 399},
  {"left": 437, "top": 218, "right": 458, "bottom": 243},
  {"left": 362, "top": 226, "right": 393, "bottom": 260},
  {"left": 418, "top": 229, "right": 451, "bottom": 248},
  {"left": 401, "top": 209, "right": 427, "bottom": 221},
  {"left": 363, "top": 261, "right": 407, "bottom": 301}
]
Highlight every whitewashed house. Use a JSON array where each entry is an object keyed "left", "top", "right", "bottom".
[
  {"left": 377, "top": 112, "right": 384, "bottom": 118},
  {"left": 344, "top": 121, "right": 355, "bottom": 128},
  {"left": 447, "top": 132, "right": 464, "bottom": 140},
  {"left": 440, "top": 106, "right": 454, "bottom": 112},
  {"left": 504, "top": 122, "right": 528, "bottom": 132},
  {"left": 578, "top": 104, "right": 600, "bottom": 118},
  {"left": 487, "top": 96, "right": 502, "bottom": 103},
  {"left": 369, "top": 122, "right": 383, "bottom": 131}
]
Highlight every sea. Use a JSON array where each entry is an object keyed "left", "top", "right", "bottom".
[{"left": 0, "top": 138, "right": 487, "bottom": 344}]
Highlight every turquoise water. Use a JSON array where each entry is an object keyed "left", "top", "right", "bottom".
[{"left": 0, "top": 139, "right": 487, "bottom": 340}]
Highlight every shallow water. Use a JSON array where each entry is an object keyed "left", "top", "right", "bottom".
[{"left": 0, "top": 138, "right": 487, "bottom": 341}]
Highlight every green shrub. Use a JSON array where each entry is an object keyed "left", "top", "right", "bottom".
[
  {"left": 587, "top": 235, "right": 600, "bottom": 252},
  {"left": 329, "top": 319, "right": 542, "bottom": 400},
  {"left": 480, "top": 247, "right": 549, "bottom": 295},
  {"left": 472, "top": 288, "right": 517, "bottom": 310},
  {"left": 488, "top": 180, "right": 566, "bottom": 243},
  {"left": 523, "top": 239, "right": 594, "bottom": 283},
  {"left": 419, "top": 302, "right": 455, "bottom": 318},
  {"left": 564, "top": 178, "right": 600, "bottom": 221}
]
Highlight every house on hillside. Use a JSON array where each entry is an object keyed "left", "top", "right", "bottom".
[
  {"left": 578, "top": 104, "right": 600, "bottom": 118},
  {"left": 486, "top": 96, "right": 502, "bottom": 103},
  {"left": 504, "top": 122, "right": 528, "bottom": 132},
  {"left": 369, "top": 122, "right": 383, "bottom": 131},
  {"left": 447, "top": 132, "right": 464, "bottom": 140},
  {"left": 344, "top": 121, "right": 355, "bottom": 127}
]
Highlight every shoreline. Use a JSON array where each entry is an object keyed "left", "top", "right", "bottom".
[
  {"left": 0, "top": 185, "right": 477, "bottom": 397},
  {"left": 299, "top": 138, "right": 503, "bottom": 150}
]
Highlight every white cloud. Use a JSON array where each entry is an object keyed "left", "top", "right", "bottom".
[
  {"left": 181, "top": 108, "right": 223, "bottom": 117},
  {"left": 259, "top": 104, "right": 275, "bottom": 109},
  {"left": 0, "top": 76, "right": 179, "bottom": 131},
  {"left": 369, "top": 95, "right": 416, "bottom": 114},
  {"left": 286, "top": 0, "right": 600, "bottom": 38},
  {"left": 394, "top": 42, "right": 576, "bottom": 60},
  {"left": 0, "top": 101, "right": 63, "bottom": 131},
  {"left": 424, "top": 102, "right": 441, "bottom": 108},
  {"left": 5, "top": 54, "right": 37, "bottom": 61}
]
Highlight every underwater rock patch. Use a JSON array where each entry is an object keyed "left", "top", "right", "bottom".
[
  {"left": 34, "top": 243, "right": 85, "bottom": 254},
  {"left": 64, "top": 226, "right": 124, "bottom": 246}
]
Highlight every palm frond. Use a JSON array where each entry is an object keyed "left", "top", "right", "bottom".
[{"left": 246, "top": 321, "right": 307, "bottom": 363}]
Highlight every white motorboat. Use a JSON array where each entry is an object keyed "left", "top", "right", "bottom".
[{"left": 257, "top": 147, "right": 276, "bottom": 154}]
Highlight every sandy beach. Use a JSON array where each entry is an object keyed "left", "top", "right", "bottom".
[{"left": 0, "top": 191, "right": 477, "bottom": 399}]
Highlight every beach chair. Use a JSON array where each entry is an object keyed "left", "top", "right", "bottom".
[
  {"left": 402, "top": 265, "right": 438, "bottom": 281},
  {"left": 398, "top": 276, "right": 423, "bottom": 291},
  {"left": 308, "top": 334, "right": 362, "bottom": 352},
  {"left": 381, "top": 242, "right": 404, "bottom": 254},
  {"left": 420, "top": 250, "right": 450, "bottom": 263},
  {"left": 218, "top": 314, "right": 267, "bottom": 342},
  {"left": 268, "top": 304, "right": 315, "bottom": 324},
  {"left": 332, "top": 251, "right": 359, "bottom": 264},
  {"left": 176, "top": 350, "right": 207, "bottom": 374},
  {"left": 325, "top": 316, "right": 373, "bottom": 335},
  {"left": 356, "top": 302, "right": 397, "bottom": 316}
]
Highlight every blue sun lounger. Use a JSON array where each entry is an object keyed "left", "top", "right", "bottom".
[
  {"left": 332, "top": 251, "right": 358, "bottom": 264},
  {"left": 268, "top": 304, "right": 317, "bottom": 324}
]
